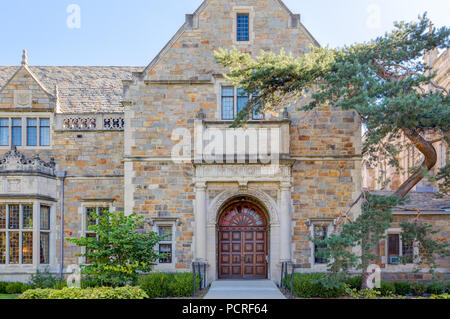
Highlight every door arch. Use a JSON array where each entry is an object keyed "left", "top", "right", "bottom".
[{"left": 218, "top": 201, "right": 268, "bottom": 279}]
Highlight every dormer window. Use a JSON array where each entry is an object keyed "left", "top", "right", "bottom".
[{"left": 237, "top": 13, "right": 249, "bottom": 41}]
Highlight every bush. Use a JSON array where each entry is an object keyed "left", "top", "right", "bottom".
[
  {"left": 0, "top": 282, "right": 9, "bottom": 294},
  {"left": 394, "top": 281, "right": 412, "bottom": 296},
  {"left": 19, "top": 286, "right": 148, "bottom": 299},
  {"left": 411, "top": 282, "right": 427, "bottom": 296},
  {"left": 5, "top": 282, "right": 31, "bottom": 294},
  {"left": 427, "top": 282, "right": 447, "bottom": 295},
  {"left": 139, "top": 272, "right": 201, "bottom": 298},
  {"left": 284, "top": 273, "right": 345, "bottom": 298},
  {"left": 29, "top": 270, "right": 66, "bottom": 289},
  {"left": 377, "top": 281, "right": 395, "bottom": 296},
  {"left": 344, "top": 276, "right": 362, "bottom": 290}
]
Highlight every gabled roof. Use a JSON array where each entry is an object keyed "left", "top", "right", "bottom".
[
  {"left": 140, "top": 0, "right": 320, "bottom": 78},
  {"left": 0, "top": 66, "right": 143, "bottom": 113}
]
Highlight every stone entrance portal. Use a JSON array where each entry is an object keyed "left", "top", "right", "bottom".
[{"left": 218, "top": 201, "right": 268, "bottom": 279}]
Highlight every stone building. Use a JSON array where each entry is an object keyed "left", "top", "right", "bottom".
[{"left": 0, "top": 0, "right": 447, "bottom": 284}]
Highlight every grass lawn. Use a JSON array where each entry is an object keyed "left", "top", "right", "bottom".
[{"left": 0, "top": 294, "right": 18, "bottom": 299}]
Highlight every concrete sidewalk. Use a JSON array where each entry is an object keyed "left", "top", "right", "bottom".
[{"left": 203, "top": 280, "right": 286, "bottom": 299}]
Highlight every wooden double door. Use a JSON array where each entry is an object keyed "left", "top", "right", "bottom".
[{"left": 218, "top": 202, "right": 268, "bottom": 279}]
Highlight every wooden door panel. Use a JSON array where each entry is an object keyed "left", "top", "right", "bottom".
[{"left": 218, "top": 202, "right": 268, "bottom": 279}]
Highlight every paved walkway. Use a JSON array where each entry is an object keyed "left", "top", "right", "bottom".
[{"left": 203, "top": 280, "right": 286, "bottom": 299}]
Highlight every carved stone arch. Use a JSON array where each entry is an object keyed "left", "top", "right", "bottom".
[{"left": 208, "top": 188, "right": 279, "bottom": 225}]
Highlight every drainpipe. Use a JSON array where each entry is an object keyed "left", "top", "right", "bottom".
[{"left": 55, "top": 170, "right": 67, "bottom": 279}]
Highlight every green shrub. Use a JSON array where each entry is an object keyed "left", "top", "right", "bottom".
[
  {"left": 344, "top": 276, "right": 362, "bottom": 290},
  {"left": 80, "top": 276, "right": 103, "bottom": 289},
  {"left": 427, "top": 282, "right": 447, "bottom": 295},
  {"left": 19, "top": 286, "right": 148, "bottom": 299},
  {"left": 139, "top": 272, "right": 201, "bottom": 298},
  {"left": 430, "top": 293, "right": 450, "bottom": 299},
  {"left": 284, "top": 273, "right": 345, "bottom": 298},
  {"left": 411, "top": 282, "right": 427, "bottom": 296},
  {"left": 377, "top": 281, "right": 395, "bottom": 296},
  {"left": 28, "top": 270, "right": 66, "bottom": 289},
  {"left": 5, "top": 282, "right": 31, "bottom": 294},
  {"left": 0, "top": 282, "right": 9, "bottom": 294},
  {"left": 394, "top": 281, "right": 412, "bottom": 295}
]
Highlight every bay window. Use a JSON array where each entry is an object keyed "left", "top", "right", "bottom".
[{"left": 0, "top": 203, "right": 51, "bottom": 265}]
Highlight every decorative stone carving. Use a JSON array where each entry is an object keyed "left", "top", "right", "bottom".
[
  {"left": 0, "top": 146, "right": 55, "bottom": 176},
  {"left": 195, "top": 165, "right": 291, "bottom": 181},
  {"left": 14, "top": 90, "right": 32, "bottom": 108},
  {"left": 208, "top": 188, "right": 280, "bottom": 224},
  {"left": 63, "top": 116, "right": 97, "bottom": 130},
  {"left": 56, "top": 113, "right": 125, "bottom": 131}
]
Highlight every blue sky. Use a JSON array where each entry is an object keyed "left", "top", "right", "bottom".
[{"left": 0, "top": 0, "right": 448, "bottom": 66}]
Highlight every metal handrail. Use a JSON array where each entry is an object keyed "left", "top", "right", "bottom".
[
  {"left": 192, "top": 261, "right": 208, "bottom": 295},
  {"left": 281, "top": 261, "right": 301, "bottom": 299}
]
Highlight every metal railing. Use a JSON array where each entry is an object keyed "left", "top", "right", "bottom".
[
  {"left": 192, "top": 261, "right": 208, "bottom": 295},
  {"left": 281, "top": 261, "right": 302, "bottom": 299}
]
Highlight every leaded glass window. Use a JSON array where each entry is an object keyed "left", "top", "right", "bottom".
[
  {"left": 27, "top": 118, "right": 37, "bottom": 146},
  {"left": 9, "top": 232, "right": 19, "bottom": 264},
  {"left": 0, "top": 232, "right": 5, "bottom": 264},
  {"left": 158, "top": 225, "right": 174, "bottom": 264},
  {"left": 237, "top": 14, "right": 249, "bottom": 41},
  {"left": 0, "top": 119, "right": 8, "bottom": 146},
  {"left": 8, "top": 205, "right": 20, "bottom": 229},
  {"left": 39, "top": 118, "right": 50, "bottom": 146},
  {"left": 402, "top": 239, "right": 414, "bottom": 263},
  {"left": 22, "top": 232, "right": 33, "bottom": 264},
  {"left": 313, "top": 225, "right": 328, "bottom": 264},
  {"left": 40, "top": 206, "right": 50, "bottom": 230},
  {"left": 11, "top": 118, "right": 22, "bottom": 146},
  {"left": 237, "top": 88, "right": 249, "bottom": 114},
  {"left": 221, "top": 87, "right": 234, "bottom": 120},
  {"left": 159, "top": 244, "right": 172, "bottom": 264},
  {"left": 40, "top": 233, "right": 50, "bottom": 264},
  {"left": 23, "top": 205, "right": 33, "bottom": 229}
]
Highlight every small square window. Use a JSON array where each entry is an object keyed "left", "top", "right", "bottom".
[
  {"left": 237, "top": 14, "right": 249, "bottom": 41},
  {"left": 159, "top": 244, "right": 172, "bottom": 264},
  {"left": 158, "top": 226, "right": 173, "bottom": 241}
]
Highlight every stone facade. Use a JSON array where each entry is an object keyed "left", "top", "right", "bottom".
[{"left": 0, "top": 0, "right": 447, "bottom": 283}]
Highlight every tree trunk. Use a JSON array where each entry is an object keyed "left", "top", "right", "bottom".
[{"left": 394, "top": 128, "right": 438, "bottom": 198}]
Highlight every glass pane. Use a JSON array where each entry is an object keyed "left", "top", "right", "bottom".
[
  {"left": 221, "top": 86, "right": 234, "bottom": 97},
  {"left": 0, "top": 232, "right": 5, "bottom": 264},
  {"left": 0, "top": 205, "right": 5, "bottom": 229},
  {"left": 40, "top": 233, "right": 50, "bottom": 264},
  {"left": 237, "top": 14, "right": 249, "bottom": 41},
  {"left": 22, "top": 232, "right": 33, "bottom": 264},
  {"left": 158, "top": 226, "right": 173, "bottom": 241},
  {"left": 222, "top": 97, "right": 234, "bottom": 120},
  {"left": 11, "top": 118, "right": 22, "bottom": 146},
  {"left": 159, "top": 244, "right": 172, "bottom": 263},
  {"left": 314, "top": 225, "right": 328, "bottom": 264},
  {"left": 27, "top": 118, "right": 37, "bottom": 146},
  {"left": 40, "top": 206, "right": 50, "bottom": 230},
  {"left": 8, "top": 205, "right": 20, "bottom": 229},
  {"left": 402, "top": 240, "right": 414, "bottom": 263},
  {"left": 9, "top": 232, "right": 19, "bottom": 264},
  {"left": 0, "top": 119, "right": 8, "bottom": 146},
  {"left": 39, "top": 118, "right": 50, "bottom": 146},
  {"left": 237, "top": 88, "right": 249, "bottom": 114},
  {"left": 23, "top": 204, "right": 33, "bottom": 229},
  {"left": 86, "top": 207, "right": 97, "bottom": 228}
]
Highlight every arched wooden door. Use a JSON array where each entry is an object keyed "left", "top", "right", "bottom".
[{"left": 218, "top": 202, "right": 268, "bottom": 279}]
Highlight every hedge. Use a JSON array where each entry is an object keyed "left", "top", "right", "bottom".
[
  {"left": 19, "top": 286, "right": 148, "bottom": 299},
  {"left": 138, "top": 272, "right": 201, "bottom": 298},
  {"left": 283, "top": 273, "right": 345, "bottom": 298}
]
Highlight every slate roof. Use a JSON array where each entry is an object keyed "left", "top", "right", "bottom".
[
  {"left": 0, "top": 66, "right": 143, "bottom": 113},
  {"left": 372, "top": 190, "right": 450, "bottom": 213}
]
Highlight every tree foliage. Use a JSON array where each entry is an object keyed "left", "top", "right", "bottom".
[
  {"left": 67, "top": 211, "right": 163, "bottom": 287},
  {"left": 215, "top": 14, "right": 450, "bottom": 288}
]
